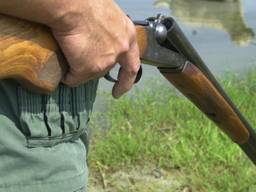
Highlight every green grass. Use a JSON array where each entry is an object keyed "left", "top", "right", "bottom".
[{"left": 88, "top": 69, "right": 256, "bottom": 192}]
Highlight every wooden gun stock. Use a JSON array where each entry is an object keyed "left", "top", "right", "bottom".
[
  {"left": 0, "top": 15, "right": 148, "bottom": 93},
  {"left": 0, "top": 14, "right": 68, "bottom": 93}
]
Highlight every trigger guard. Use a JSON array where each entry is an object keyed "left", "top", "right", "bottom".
[
  {"left": 104, "top": 72, "right": 118, "bottom": 83},
  {"left": 135, "top": 65, "right": 143, "bottom": 83},
  {"left": 104, "top": 66, "right": 142, "bottom": 84}
]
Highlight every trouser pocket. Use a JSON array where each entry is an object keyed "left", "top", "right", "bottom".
[{"left": 17, "top": 80, "right": 98, "bottom": 148}]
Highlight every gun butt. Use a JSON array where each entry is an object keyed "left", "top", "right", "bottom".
[
  {"left": 0, "top": 15, "right": 150, "bottom": 93},
  {"left": 0, "top": 14, "right": 66, "bottom": 93}
]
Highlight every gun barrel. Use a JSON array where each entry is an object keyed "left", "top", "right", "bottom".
[
  {"left": 139, "top": 16, "right": 256, "bottom": 165},
  {"left": 164, "top": 17, "right": 256, "bottom": 164},
  {"left": 160, "top": 61, "right": 256, "bottom": 165}
]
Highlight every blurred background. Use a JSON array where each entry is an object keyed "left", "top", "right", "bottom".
[
  {"left": 89, "top": 1, "right": 256, "bottom": 191},
  {"left": 96, "top": 0, "right": 256, "bottom": 104}
]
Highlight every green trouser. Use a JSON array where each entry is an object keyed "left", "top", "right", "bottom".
[{"left": 0, "top": 79, "right": 98, "bottom": 192}]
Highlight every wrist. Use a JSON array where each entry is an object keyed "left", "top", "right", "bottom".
[
  {"left": 46, "top": 1, "right": 84, "bottom": 32},
  {"left": 0, "top": 0, "right": 83, "bottom": 31}
]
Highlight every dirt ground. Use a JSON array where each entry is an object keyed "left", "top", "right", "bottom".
[{"left": 88, "top": 165, "right": 192, "bottom": 192}]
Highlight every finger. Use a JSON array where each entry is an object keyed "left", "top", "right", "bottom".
[
  {"left": 61, "top": 70, "right": 86, "bottom": 87},
  {"left": 112, "top": 42, "right": 140, "bottom": 99},
  {"left": 62, "top": 65, "right": 112, "bottom": 87}
]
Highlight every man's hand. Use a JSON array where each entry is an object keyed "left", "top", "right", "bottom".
[
  {"left": 51, "top": 0, "right": 140, "bottom": 98},
  {"left": 0, "top": 0, "right": 140, "bottom": 98}
]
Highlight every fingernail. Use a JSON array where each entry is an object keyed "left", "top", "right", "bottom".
[
  {"left": 112, "top": 88, "right": 122, "bottom": 99},
  {"left": 113, "top": 92, "right": 121, "bottom": 99}
]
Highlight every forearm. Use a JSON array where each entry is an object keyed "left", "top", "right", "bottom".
[{"left": 0, "top": 0, "right": 76, "bottom": 26}]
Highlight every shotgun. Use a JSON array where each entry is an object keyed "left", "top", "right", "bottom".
[{"left": 1, "top": 14, "right": 256, "bottom": 165}]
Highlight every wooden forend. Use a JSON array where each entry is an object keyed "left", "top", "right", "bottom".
[{"left": 161, "top": 61, "right": 250, "bottom": 144}]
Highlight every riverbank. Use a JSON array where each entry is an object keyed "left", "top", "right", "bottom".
[{"left": 88, "top": 69, "right": 256, "bottom": 192}]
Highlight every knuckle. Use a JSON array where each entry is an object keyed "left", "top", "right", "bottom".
[
  {"left": 129, "top": 64, "right": 140, "bottom": 76},
  {"left": 127, "top": 20, "right": 137, "bottom": 40},
  {"left": 129, "top": 26, "right": 137, "bottom": 40},
  {"left": 91, "top": 64, "right": 103, "bottom": 74},
  {"left": 107, "top": 57, "right": 117, "bottom": 66},
  {"left": 116, "top": 21, "right": 137, "bottom": 55},
  {"left": 71, "top": 65, "right": 83, "bottom": 75},
  {"left": 118, "top": 40, "right": 130, "bottom": 53},
  {"left": 91, "top": 61, "right": 114, "bottom": 75}
]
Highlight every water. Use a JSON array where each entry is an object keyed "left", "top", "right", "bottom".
[{"left": 95, "top": 0, "right": 256, "bottom": 110}]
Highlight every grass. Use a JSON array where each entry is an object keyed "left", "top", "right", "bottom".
[{"left": 88, "top": 69, "right": 256, "bottom": 192}]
